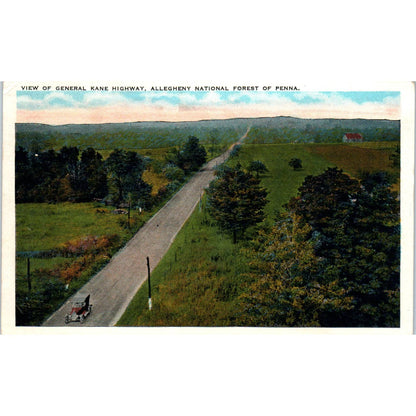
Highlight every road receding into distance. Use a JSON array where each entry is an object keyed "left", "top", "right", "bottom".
[{"left": 43, "top": 127, "right": 250, "bottom": 327}]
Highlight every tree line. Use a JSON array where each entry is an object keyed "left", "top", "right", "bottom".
[
  {"left": 15, "top": 136, "right": 207, "bottom": 208},
  {"left": 206, "top": 164, "right": 400, "bottom": 327},
  {"left": 247, "top": 126, "right": 400, "bottom": 144}
]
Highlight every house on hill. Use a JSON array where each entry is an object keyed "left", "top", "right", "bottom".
[{"left": 342, "top": 133, "right": 363, "bottom": 143}]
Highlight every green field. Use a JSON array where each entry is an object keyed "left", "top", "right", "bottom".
[
  {"left": 15, "top": 202, "right": 153, "bottom": 325},
  {"left": 229, "top": 144, "right": 336, "bottom": 219},
  {"left": 16, "top": 202, "right": 150, "bottom": 252},
  {"left": 118, "top": 141, "right": 399, "bottom": 326}
]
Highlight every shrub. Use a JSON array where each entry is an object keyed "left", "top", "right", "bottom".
[{"left": 59, "top": 235, "right": 116, "bottom": 257}]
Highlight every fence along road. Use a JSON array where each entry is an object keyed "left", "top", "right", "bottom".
[{"left": 43, "top": 127, "right": 250, "bottom": 327}]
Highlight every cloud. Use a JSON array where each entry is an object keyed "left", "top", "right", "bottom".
[
  {"left": 17, "top": 91, "right": 79, "bottom": 109},
  {"left": 16, "top": 90, "right": 401, "bottom": 124}
]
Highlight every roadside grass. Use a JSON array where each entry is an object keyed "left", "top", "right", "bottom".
[
  {"left": 118, "top": 141, "right": 398, "bottom": 327},
  {"left": 117, "top": 198, "right": 250, "bottom": 326},
  {"left": 16, "top": 257, "right": 69, "bottom": 278}
]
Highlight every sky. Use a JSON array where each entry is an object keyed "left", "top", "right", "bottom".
[{"left": 16, "top": 90, "right": 401, "bottom": 124}]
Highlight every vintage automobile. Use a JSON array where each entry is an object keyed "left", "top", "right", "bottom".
[{"left": 65, "top": 294, "right": 92, "bottom": 324}]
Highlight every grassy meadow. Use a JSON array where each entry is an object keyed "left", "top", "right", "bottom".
[
  {"left": 118, "top": 141, "right": 399, "bottom": 326},
  {"left": 15, "top": 202, "right": 154, "bottom": 325},
  {"left": 308, "top": 143, "right": 398, "bottom": 176},
  {"left": 16, "top": 202, "right": 148, "bottom": 252},
  {"left": 117, "top": 198, "right": 249, "bottom": 326},
  {"left": 229, "top": 144, "right": 336, "bottom": 219}
]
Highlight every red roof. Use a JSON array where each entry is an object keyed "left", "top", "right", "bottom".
[{"left": 344, "top": 133, "right": 363, "bottom": 140}]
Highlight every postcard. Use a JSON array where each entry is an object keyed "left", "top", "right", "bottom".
[{"left": 1, "top": 81, "right": 414, "bottom": 334}]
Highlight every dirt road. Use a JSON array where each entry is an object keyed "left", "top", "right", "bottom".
[{"left": 43, "top": 127, "right": 250, "bottom": 327}]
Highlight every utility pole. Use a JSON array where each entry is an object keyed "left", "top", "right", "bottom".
[
  {"left": 27, "top": 257, "right": 32, "bottom": 292},
  {"left": 146, "top": 256, "right": 152, "bottom": 311},
  {"left": 128, "top": 199, "right": 131, "bottom": 228}
]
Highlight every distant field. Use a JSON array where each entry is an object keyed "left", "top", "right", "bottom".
[
  {"left": 308, "top": 143, "right": 398, "bottom": 177},
  {"left": 16, "top": 123, "right": 247, "bottom": 154},
  {"left": 229, "top": 143, "right": 336, "bottom": 218},
  {"left": 352, "top": 141, "right": 398, "bottom": 150}
]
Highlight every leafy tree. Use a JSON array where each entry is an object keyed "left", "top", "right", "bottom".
[
  {"left": 165, "top": 147, "right": 181, "bottom": 166},
  {"left": 229, "top": 144, "right": 241, "bottom": 159},
  {"left": 58, "top": 146, "right": 80, "bottom": 200},
  {"left": 177, "top": 136, "right": 207, "bottom": 173},
  {"left": 16, "top": 147, "right": 67, "bottom": 202},
  {"left": 389, "top": 144, "right": 400, "bottom": 168},
  {"left": 287, "top": 167, "right": 361, "bottom": 235},
  {"left": 289, "top": 158, "right": 302, "bottom": 170},
  {"left": 30, "top": 149, "right": 62, "bottom": 202},
  {"left": 105, "top": 149, "right": 151, "bottom": 207},
  {"left": 163, "top": 164, "right": 185, "bottom": 182},
  {"left": 77, "top": 148, "right": 108, "bottom": 201},
  {"left": 15, "top": 146, "right": 35, "bottom": 202},
  {"left": 287, "top": 167, "right": 400, "bottom": 327},
  {"left": 239, "top": 213, "right": 352, "bottom": 327},
  {"left": 358, "top": 170, "right": 396, "bottom": 193},
  {"left": 247, "top": 160, "right": 269, "bottom": 178},
  {"left": 208, "top": 134, "right": 219, "bottom": 156},
  {"left": 58, "top": 146, "right": 79, "bottom": 178},
  {"left": 206, "top": 165, "right": 268, "bottom": 244}
]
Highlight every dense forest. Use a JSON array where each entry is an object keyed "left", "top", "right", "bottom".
[
  {"left": 15, "top": 120, "right": 249, "bottom": 153},
  {"left": 15, "top": 116, "right": 399, "bottom": 152},
  {"left": 246, "top": 117, "right": 400, "bottom": 144},
  {"left": 239, "top": 167, "right": 400, "bottom": 327},
  {"left": 15, "top": 136, "right": 208, "bottom": 208}
]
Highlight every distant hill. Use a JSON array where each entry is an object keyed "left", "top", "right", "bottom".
[
  {"left": 16, "top": 118, "right": 252, "bottom": 135},
  {"left": 15, "top": 116, "right": 400, "bottom": 151},
  {"left": 16, "top": 116, "right": 400, "bottom": 134}
]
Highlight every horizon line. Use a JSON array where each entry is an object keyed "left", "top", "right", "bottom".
[{"left": 16, "top": 114, "right": 401, "bottom": 127}]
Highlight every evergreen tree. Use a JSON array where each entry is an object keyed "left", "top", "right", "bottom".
[{"left": 206, "top": 165, "right": 268, "bottom": 244}]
